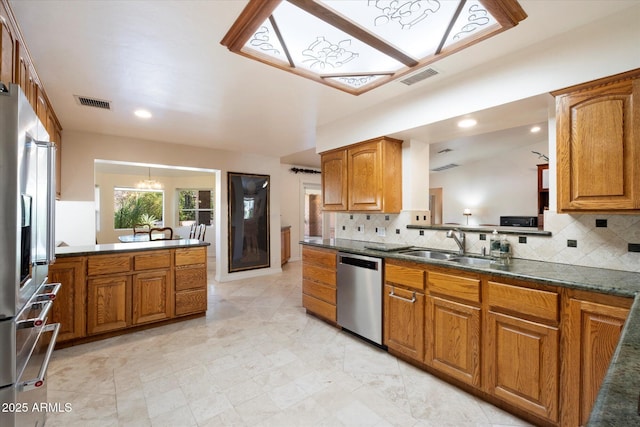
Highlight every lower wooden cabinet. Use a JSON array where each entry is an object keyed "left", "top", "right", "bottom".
[
  {"left": 425, "top": 270, "right": 481, "bottom": 387},
  {"left": 384, "top": 260, "right": 426, "bottom": 360},
  {"left": 52, "top": 245, "right": 208, "bottom": 344},
  {"left": 281, "top": 227, "right": 291, "bottom": 265},
  {"left": 48, "top": 257, "right": 86, "bottom": 342},
  {"left": 302, "top": 246, "right": 337, "bottom": 322},
  {"left": 87, "top": 274, "right": 131, "bottom": 335},
  {"left": 133, "top": 270, "right": 171, "bottom": 324},
  {"left": 561, "top": 295, "right": 631, "bottom": 426},
  {"left": 384, "top": 283, "right": 424, "bottom": 360},
  {"left": 175, "top": 247, "right": 207, "bottom": 316},
  {"left": 485, "top": 310, "right": 559, "bottom": 422}
]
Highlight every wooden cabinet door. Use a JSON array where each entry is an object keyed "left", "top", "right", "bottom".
[
  {"left": 321, "top": 149, "right": 348, "bottom": 211},
  {"left": 0, "top": 13, "right": 15, "bottom": 85},
  {"left": 555, "top": 71, "right": 640, "bottom": 211},
  {"left": 133, "top": 270, "right": 171, "bottom": 324},
  {"left": 48, "top": 257, "right": 86, "bottom": 342},
  {"left": 485, "top": 311, "right": 559, "bottom": 422},
  {"left": 384, "top": 284, "right": 424, "bottom": 361},
  {"left": 87, "top": 275, "right": 131, "bottom": 335},
  {"left": 280, "top": 228, "right": 290, "bottom": 265},
  {"left": 347, "top": 140, "right": 382, "bottom": 211},
  {"left": 561, "top": 299, "right": 629, "bottom": 426},
  {"left": 426, "top": 295, "right": 481, "bottom": 387}
]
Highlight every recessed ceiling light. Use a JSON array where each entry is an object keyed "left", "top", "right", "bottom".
[
  {"left": 458, "top": 119, "right": 477, "bottom": 128},
  {"left": 134, "top": 109, "right": 152, "bottom": 119},
  {"left": 530, "top": 125, "right": 541, "bottom": 133}
]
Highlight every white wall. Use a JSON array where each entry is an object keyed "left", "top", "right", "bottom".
[
  {"left": 59, "top": 130, "right": 282, "bottom": 282},
  {"left": 429, "top": 140, "right": 548, "bottom": 225},
  {"left": 279, "top": 164, "right": 322, "bottom": 261}
]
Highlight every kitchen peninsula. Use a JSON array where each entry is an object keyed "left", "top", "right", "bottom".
[
  {"left": 50, "top": 239, "right": 209, "bottom": 346},
  {"left": 301, "top": 238, "right": 640, "bottom": 427}
]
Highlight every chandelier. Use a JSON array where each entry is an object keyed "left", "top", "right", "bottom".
[{"left": 136, "top": 168, "right": 163, "bottom": 190}]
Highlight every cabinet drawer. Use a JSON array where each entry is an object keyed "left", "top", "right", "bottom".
[
  {"left": 385, "top": 262, "right": 425, "bottom": 291},
  {"left": 134, "top": 251, "right": 171, "bottom": 271},
  {"left": 302, "top": 247, "right": 337, "bottom": 269},
  {"left": 87, "top": 254, "right": 131, "bottom": 276},
  {"left": 428, "top": 271, "right": 480, "bottom": 304},
  {"left": 303, "top": 279, "right": 336, "bottom": 305},
  {"left": 488, "top": 281, "right": 558, "bottom": 322},
  {"left": 302, "top": 294, "right": 336, "bottom": 322},
  {"left": 175, "top": 247, "right": 206, "bottom": 266},
  {"left": 302, "top": 264, "right": 336, "bottom": 287},
  {"left": 175, "top": 289, "right": 207, "bottom": 316},
  {"left": 175, "top": 266, "right": 207, "bottom": 291}
]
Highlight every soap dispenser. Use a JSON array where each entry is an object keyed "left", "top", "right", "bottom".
[{"left": 490, "top": 230, "right": 501, "bottom": 259}]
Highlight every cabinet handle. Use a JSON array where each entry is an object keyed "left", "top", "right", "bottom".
[{"left": 389, "top": 287, "right": 416, "bottom": 303}]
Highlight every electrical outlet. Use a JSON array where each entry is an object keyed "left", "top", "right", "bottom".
[
  {"left": 408, "top": 210, "right": 431, "bottom": 226},
  {"left": 376, "top": 226, "right": 386, "bottom": 237},
  {"left": 357, "top": 224, "right": 364, "bottom": 233}
]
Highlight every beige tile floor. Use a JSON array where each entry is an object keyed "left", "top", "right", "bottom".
[{"left": 44, "top": 260, "right": 532, "bottom": 427}]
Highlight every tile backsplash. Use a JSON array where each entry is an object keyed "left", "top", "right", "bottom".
[{"left": 334, "top": 211, "right": 640, "bottom": 273}]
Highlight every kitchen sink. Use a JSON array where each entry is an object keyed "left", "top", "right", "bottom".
[
  {"left": 400, "top": 250, "right": 457, "bottom": 260},
  {"left": 448, "top": 256, "right": 492, "bottom": 267}
]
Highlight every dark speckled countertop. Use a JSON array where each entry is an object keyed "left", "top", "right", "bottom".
[
  {"left": 55, "top": 239, "right": 209, "bottom": 257},
  {"left": 302, "top": 238, "right": 640, "bottom": 426}
]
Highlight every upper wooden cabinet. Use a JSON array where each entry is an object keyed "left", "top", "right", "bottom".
[
  {"left": 0, "top": 3, "right": 15, "bottom": 85},
  {"left": 321, "top": 136, "right": 403, "bottom": 213},
  {"left": 321, "top": 149, "right": 348, "bottom": 211},
  {"left": 553, "top": 69, "right": 640, "bottom": 212}
]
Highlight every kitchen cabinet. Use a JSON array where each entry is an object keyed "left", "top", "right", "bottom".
[
  {"left": 484, "top": 280, "right": 559, "bottom": 423},
  {"left": 425, "top": 270, "right": 481, "bottom": 388},
  {"left": 133, "top": 270, "right": 171, "bottom": 324},
  {"left": 553, "top": 69, "right": 640, "bottom": 212},
  {"left": 384, "top": 260, "right": 425, "bottom": 361},
  {"left": 321, "top": 149, "right": 348, "bottom": 211},
  {"left": 174, "top": 247, "right": 207, "bottom": 316},
  {"left": 0, "top": 3, "right": 15, "bottom": 85},
  {"left": 320, "top": 136, "right": 403, "bottom": 213},
  {"left": 281, "top": 226, "right": 291, "bottom": 265},
  {"left": 560, "top": 291, "right": 631, "bottom": 426},
  {"left": 537, "top": 164, "right": 549, "bottom": 227},
  {"left": 87, "top": 274, "right": 132, "bottom": 335},
  {"left": 302, "top": 246, "right": 337, "bottom": 322},
  {"left": 48, "top": 256, "right": 86, "bottom": 343}
]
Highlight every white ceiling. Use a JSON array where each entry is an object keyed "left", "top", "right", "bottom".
[{"left": 9, "top": 1, "right": 639, "bottom": 169}]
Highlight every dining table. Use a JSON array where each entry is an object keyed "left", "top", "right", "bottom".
[{"left": 118, "top": 233, "right": 182, "bottom": 243}]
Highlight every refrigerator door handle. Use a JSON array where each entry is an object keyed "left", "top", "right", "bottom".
[
  {"left": 16, "top": 300, "right": 53, "bottom": 329},
  {"left": 35, "top": 141, "right": 56, "bottom": 264},
  {"left": 16, "top": 323, "right": 60, "bottom": 392}
]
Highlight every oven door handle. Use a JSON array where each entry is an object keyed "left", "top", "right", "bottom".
[
  {"left": 17, "top": 322, "right": 60, "bottom": 392},
  {"left": 16, "top": 300, "right": 53, "bottom": 329}
]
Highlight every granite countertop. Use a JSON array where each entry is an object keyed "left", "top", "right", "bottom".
[
  {"left": 301, "top": 238, "right": 640, "bottom": 426},
  {"left": 56, "top": 239, "right": 209, "bottom": 257}
]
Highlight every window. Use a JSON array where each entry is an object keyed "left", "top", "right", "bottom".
[
  {"left": 114, "top": 188, "right": 164, "bottom": 229},
  {"left": 178, "top": 189, "right": 214, "bottom": 226}
]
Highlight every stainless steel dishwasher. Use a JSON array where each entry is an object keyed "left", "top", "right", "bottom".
[{"left": 337, "top": 252, "right": 383, "bottom": 345}]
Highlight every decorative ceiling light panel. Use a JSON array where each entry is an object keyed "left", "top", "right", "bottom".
[{"left": 221, "top": 0, "right": 526, "bottom": 95}]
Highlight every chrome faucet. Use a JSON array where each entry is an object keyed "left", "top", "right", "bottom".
[{"left": 446, "top": 229, "right": 465, "bottom": 255}]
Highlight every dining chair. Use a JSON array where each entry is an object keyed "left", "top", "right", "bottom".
[
  {"left": 149, "top": 227, "right": 173, "bottom": 240},
  {"left": 133, "top": 224, "right": 150, "bottom": 235},
  {"left": 194, "top": 224, "right": 206, "bottom": 241},
  {"left": 188, "top": 223, "right": 197, "bottom": 239}
]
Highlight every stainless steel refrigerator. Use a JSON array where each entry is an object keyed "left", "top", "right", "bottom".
[{"left": 0, "top": 83, "right": 61, "bottom": 427}]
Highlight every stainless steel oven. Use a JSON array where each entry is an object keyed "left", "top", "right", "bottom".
[{"left": 1, "top": 83, "right": 60, "bottom": 427}]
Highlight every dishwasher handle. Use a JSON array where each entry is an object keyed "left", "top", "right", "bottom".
[{"left": 339, "top": 255, "right": 380, "bottom": 270}]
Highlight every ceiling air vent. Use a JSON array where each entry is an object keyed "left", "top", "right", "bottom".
[
  {"left": 400, "top": 68, "right": 439, "bottom": 86},
  {"left": 74, "top": 95, "right": 112, "bottom": 110},
  {"left": 430, "top": 163, "right": 459, "bottom": 172}
]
